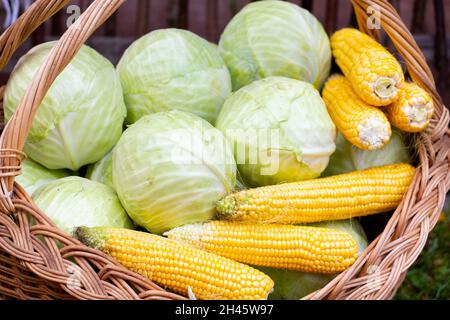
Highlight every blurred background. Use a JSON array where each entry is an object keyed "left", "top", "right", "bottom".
[
  {"left": 0, "top": 0, "right": 449, "bottom": 106},
  {"left": 0, "top": 0, "right": 449, "bottom": 300}
]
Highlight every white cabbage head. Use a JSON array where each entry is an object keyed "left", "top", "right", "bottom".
[
  {"left": 86, "top": 150, "right": 113, "bottom": 189},
  {"left": 16, "top": 158, "right": 71, "bottom": 197},
  {"left": 33, "top": 176, "right": 133, "bottom": 233},
  {"left": 117, "top": 28, "right": 232, "bottom": 124},
  {"left": 216, "top": 77, "right": 336, "bottom": 187},
  {"left": 113, "top": 110, "right": 237, "bottom": 234},
  {"left": 323, "top": 130, "right": 411, "bottom": 177},
  {"left": 4, "top": 42, "right": 126, "bottom": 171},
  {"left": 219, "top": 0, "right": 331, "bottom": 91}
]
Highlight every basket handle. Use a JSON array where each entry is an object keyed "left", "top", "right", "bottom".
[
  {"left": 306, "top": 0, "right": 450, "bottom": 300},
  {"left": 0, "top": 0, "right": 72, "bottom": 70},
  {"left": 0, "top": 0, "right": 125, "bottom": 212}
]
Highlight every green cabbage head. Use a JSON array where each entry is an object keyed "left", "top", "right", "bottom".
[
  {"left": 33, "top": 177, "right": 133, "bottom": 233},
  {"left": 4, "top": 42, "right": 126, "bottom": 171},
  {"left": 86, "top": 150, "right": 113, "bottom": 189},
  {"left": 216, "top": 77, "right": 336, "bottom": 187},
  {"left": 113, "top": 110, "right": 237, "bottom": 234},
  {"left": 219, "top": 0, "right": 331, "bottom": 91},
  {"left": 16, "top": 158, "right": 71, "bottom": 196},
  {"left": 117, "top": 28, "right": 232, "bottom": 124},
  {"left": 323, "top": 130, "right": 411, "bottom": 177}
]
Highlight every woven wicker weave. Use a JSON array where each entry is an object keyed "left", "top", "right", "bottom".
[{"left": 0, "top": 0, "right": 448, "bottom": 300}]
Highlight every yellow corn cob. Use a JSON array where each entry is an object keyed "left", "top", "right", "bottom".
[
  {"left": 217, "top": 163, "right": 415, "bottom": 224},
  {"left": 331, "top": 28, "right": 404, "bottom": 106},
  {"left": 384, "top": 82, "right": 434, "bottom": 133},
  {"left": 438, "top": 212, "right": 446, "bottom": 222},
  {"left": 323, "top": 75, "right": 392, "bottom": 150},
  {"left": 165, "top": 221, "right": 358, "bottom": 274},
  {"left": 75, "top": 227, "right": 274, "bottom": 300}
]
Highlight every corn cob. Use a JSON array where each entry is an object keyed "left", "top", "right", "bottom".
[
  {"left": 217, "top": 163, "right": 415, "bottom": 224},
  {"left": 323, "top": 75, "right": 392, "bottom": 150},
  {"left": 165, "top": 221, "right": 358, "bottom": 274},
  {"left": 75, "top": 226, "right": 274, "bottom": 300},
  {"left": 331, "top": 28, "right": 404, "bottom": 106},
  {"left": 384, "top": 82, "right": 434, "bottom": 133}
]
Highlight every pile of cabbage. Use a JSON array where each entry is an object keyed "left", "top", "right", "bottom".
[{"left": 4, "top": 0, "right": 412, "bottom": 299}]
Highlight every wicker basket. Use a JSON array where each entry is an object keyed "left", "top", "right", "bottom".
[{"left": 0, "top": 0, "right": 448, "bottom": 300}]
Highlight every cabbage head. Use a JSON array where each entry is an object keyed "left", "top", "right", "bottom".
[
  {"left": 16, "top": 158, "right": 71, "bottom": 196},
  {"left": 4, "top": 42, "right": 126, "bottom": 171},
  {"left": 117, "top": 29, "right": 231, "bottom": 124},
  {"left": 219, "top": 0, "right": 331, "bottom": 91},
  {"left": 33, "top": 176, "right": 133, "bottom": 233},
  {"left": 215, "top": 77, "right": 336, "bottom": 187},
  {"left": 323, "top": 130, "right": 411, "bottom": 177},
  {"left": 86, "top": 150, "right": 113, "bottom": 189},
  {"left": 113, "top": 110, "right": 237, "bottom": 234},
  {"left": 259, "top": 219, "right": 368, "bottom": 300}
]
